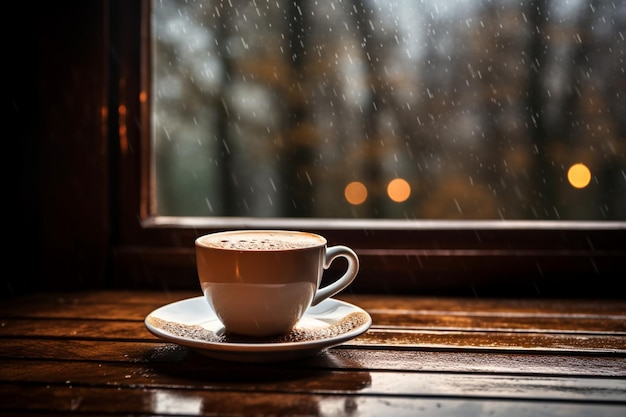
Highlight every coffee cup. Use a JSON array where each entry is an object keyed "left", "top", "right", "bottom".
[{"left": 195, "top": 229, "right": 359, "bottom": 337}]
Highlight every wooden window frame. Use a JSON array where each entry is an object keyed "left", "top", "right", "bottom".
[{"left": 125, "top": 0, "right": 625, "bottom": 297}]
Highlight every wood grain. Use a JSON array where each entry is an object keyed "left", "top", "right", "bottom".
[{"left": 1, "top": 291, "right": 624, "bottom": 416}]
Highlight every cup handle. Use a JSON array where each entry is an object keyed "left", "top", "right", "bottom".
[{"left": 311, "top": 245, "right": 359, "bottom": 306}]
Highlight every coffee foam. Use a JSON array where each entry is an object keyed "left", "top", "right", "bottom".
[{"left": 199, "top": 231, "right": 325, "bottom": 251}]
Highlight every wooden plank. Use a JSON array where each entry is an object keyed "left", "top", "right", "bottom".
[
  {"left": 0, "top": 301, "right": 155, "bottom": 321},
  {"left": 0, "top": 322, "right": 626, "bottom": 355},
  {"left": 340, "top": 295, "right": 626, "bottom": 315},
  {"left": 368, "top": 314, "right": 626, "bottom": 333},
  {"left": 4, "top": 307, "right": 623, "bottom": 335},
  {"left": 3, "top": 292, "right": 625, "bottom": 318},
  {"left": 1, "top": 318, "right": 624, "bottom": 353},
  {"left": 0, "top": 318, "right": 149, "bottom": 339},
  {"left": 1, "top": 384, "right": 624, "bottom": 417},
  {"left": 2, "top": 297, "right": 625, "bottom": 333},
  {"left": 2, "top": 312, "right": 624, "bottom": 340},
  {"left": 0, "top": 290, "right": 198, "bottom": 307},
  {"left": 357, "top": 328, "right": 626, "bottom": 353},
  {"left": 1, "top": 339, "right": 624, "bottom": 376},
  {"left": 1, "top": 310, "right": 623, "bottom": 335},
  {"left": 1, "top": 359, "right": 624, "bottom": 403}
]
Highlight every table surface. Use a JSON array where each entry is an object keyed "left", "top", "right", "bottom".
[{"left": 1, "top": 290, "right": 625, "bottom": 416}]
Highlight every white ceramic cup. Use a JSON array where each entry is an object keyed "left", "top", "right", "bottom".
[{"left": 195, "top": 230, "right": 359, "bottom": 337}]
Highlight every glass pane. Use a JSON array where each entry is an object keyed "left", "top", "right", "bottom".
[{"left": 151, "top": 0, "right": 625, "bottom": 220}]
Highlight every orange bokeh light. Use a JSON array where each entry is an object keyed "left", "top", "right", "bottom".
[
  {"left": 387, "top": 178, "right": 411, "bottom": 203},
  {"left": 344, "top": 181, "right": 368, "bottom": 205},
  {"left": 567, "top": 163, "right": 591, "bottom": 189}
]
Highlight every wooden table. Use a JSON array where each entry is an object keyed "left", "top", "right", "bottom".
[{"left": 1, "top": 290, "right": 625, "bottom": 416}]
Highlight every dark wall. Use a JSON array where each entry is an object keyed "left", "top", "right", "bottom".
[{"left": 11, "top": 1, "right": 110, "bottom": 298}]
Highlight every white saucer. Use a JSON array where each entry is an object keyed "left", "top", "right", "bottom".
[{"left": 144, "top": 296, "right": 372, "bottom": 363}]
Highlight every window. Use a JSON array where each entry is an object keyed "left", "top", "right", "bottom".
[
  {"left": 151, "top": 0, "right": 625, "bottom": 222},
  {"left": 108, "top": 0, "right": 624, "bottom": 297}
]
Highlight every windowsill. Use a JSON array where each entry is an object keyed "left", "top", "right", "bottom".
[{"left": 144, "top": 216, "right": 625, "bottom": 231}]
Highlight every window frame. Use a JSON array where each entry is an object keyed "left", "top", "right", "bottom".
[{"left": 108, "top": 0, "right": 624, "bottom": 297}]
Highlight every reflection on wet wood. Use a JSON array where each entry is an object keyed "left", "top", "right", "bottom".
[{"left": 1, "top": 291, "right": 625, "bottom": 416}]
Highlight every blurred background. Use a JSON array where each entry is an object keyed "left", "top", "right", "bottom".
[{"left": 152, "top": 0, "right": 625, "bottom": 220}]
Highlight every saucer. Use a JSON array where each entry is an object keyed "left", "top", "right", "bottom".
[{"left": 144, "top": 296, "right": 372, "bottom": 362}]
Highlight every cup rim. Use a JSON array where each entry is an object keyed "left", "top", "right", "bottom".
[{"left": 195, "top": 229, "right": 328, "bottom": 251}]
